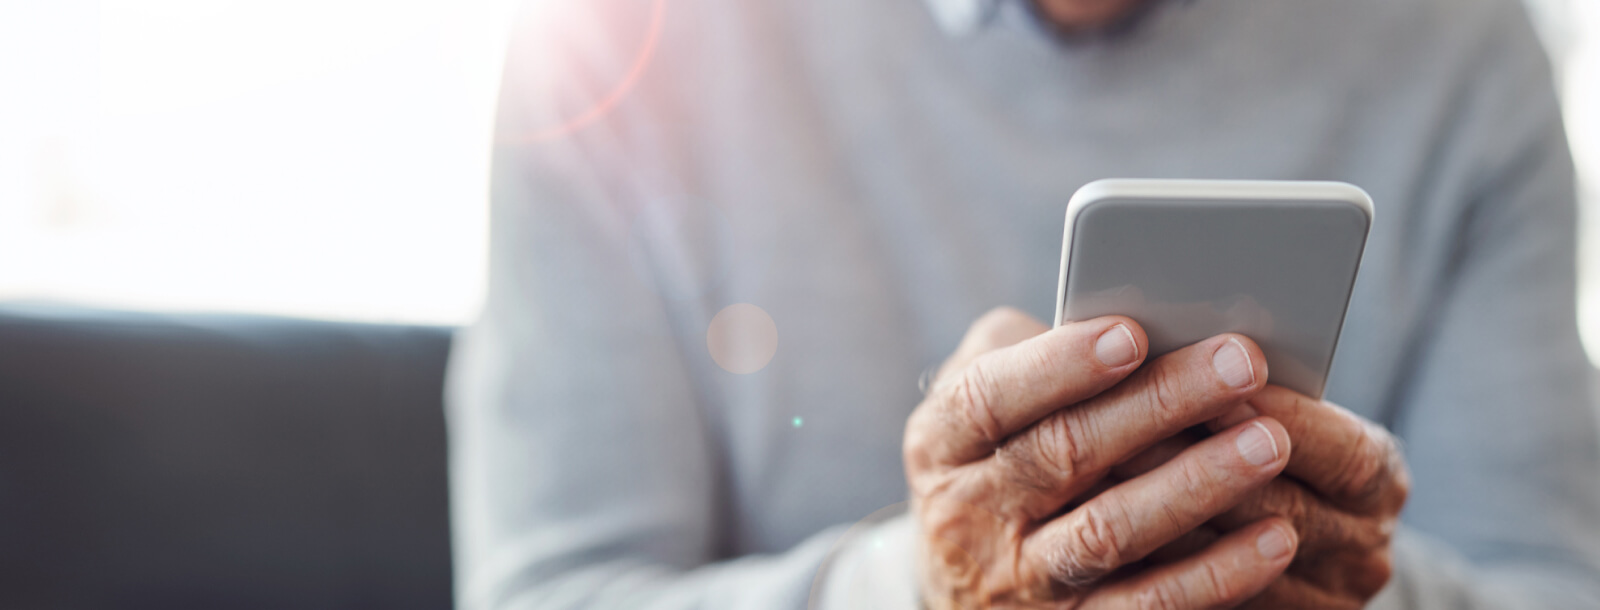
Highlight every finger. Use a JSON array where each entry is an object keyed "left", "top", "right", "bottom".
[
  {"left": 978, "top": 334, "right": 1268, "bottom": 508},
  {"left": 1082, "top": 518, "right": 1299, "bottom": 610},
  {"left": 906, "top": 312, "right": 1148, "bottom": 467},
  {"left": 930, "top": 307, "right": 1050, "bottom": 386},
  {"left": 1109, "top": 427, "right": 1204, "bottom": 480},
  {"left": 1144, "top": 525, "right": 1220, "bottom": 565},
  {"left": 1219, "top": 386, "right": 1410, "bottom": 512},
  {"left": 1057, "top": 476, "right": 1120, "bottom": 516},
  {"left": 1020, "top": 418, "right": 1290, "bottom": 585},
  {"left": 1204, "top": 478, "right": 1391, "bottom": 556},
  {"left": 1239, "top": 573, "right": 1360, "bottom": 610}
]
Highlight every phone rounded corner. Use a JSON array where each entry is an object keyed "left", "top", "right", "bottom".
[
  {"left": 1058, "top": 181, "right": 1122, "bottom": 329},
  {"left": 1065, "top": 179, "right": 1125, "bottom": 224},
  {"left": 1326, "top": 181, "right": 1375, "bottom": 226}
]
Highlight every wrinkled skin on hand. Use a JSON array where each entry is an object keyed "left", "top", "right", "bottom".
[
  {"left": 904, "top": 309, "right": 1301, "bottom": 608},
  {"left": 1131, "top": 388, "right": 1411, "bottom": 608}
]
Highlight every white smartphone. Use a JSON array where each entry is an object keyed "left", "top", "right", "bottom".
[{"left": 1055, "top": 179, "right": 1372, "bottom": 399}]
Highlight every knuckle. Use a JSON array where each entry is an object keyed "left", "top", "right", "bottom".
[
  {"left": 902, "top": 408, "right": 934, "bottom": 459},
  {"left": 992, "top": 444, "right": 1053, "bottom": 496},
  {"left": 1052, "top": 504, "right": 1127, "bottom": 587},
  {"left": 1332, "top": 426, "right": 1391, "bottom": 501},
  {"left": 1201, "top": 558, "right": 1236, "bottom": 604},
  {"left": 1134, "top": 581, "right": 1187, "bottom": 610},
  {"left": 1170, "top": 456, "right": 1210, "bottom": 498},
  {"left": 950, "top": 360, "right": 1005, "bottom": 445},
  {"left": 1273, "top": 481, "right": 1310, "bottom": 522},
  {"left": 1159, "top": 460, "right": 1215, "bottom": 523},
  {"left": 1002, "top": 415, "right": 1090, "bottom": 492},
  {"left": 1269, "top": 485, "right": 1317, "bottom": 548},
  {"left": 970, "top": 307, "right": 1027, "bottom": 346},
  {"left": 906, "top": 469, "right": 956, "bottom": 503},
  {"left": 1022, "top": 339, "right": 1063, "bottom": 381},
  {"left": 1390, "top": 464, "right": 1413, "bottom": 508},
  {"left": 1143, "top": 365, "right": 1192, "bottom": 424},
  {"left": 900, "top": 431, "right": 950, "bottom": 496},
  {"left": 1359, "top": 549, "right": 1396, "bottom": 597},
  {"left": 980, "top": 306, "right": 1028, "bottom": 325}
]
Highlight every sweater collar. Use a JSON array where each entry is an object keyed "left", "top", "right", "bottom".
[
  {"left": 929, "top": 0, "right": 1172, "bottom": 39},
  {"left": 925, "top": 0, "right": 1002, "bottom": 36}
]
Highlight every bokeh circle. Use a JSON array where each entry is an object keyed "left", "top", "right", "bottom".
[{"left": 707, "top": 303, "right": 779, "bottom": 374}]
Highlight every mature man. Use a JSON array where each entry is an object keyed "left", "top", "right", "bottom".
[{"left": 448, "top": 0, "right": 1600, "bottom": 607}]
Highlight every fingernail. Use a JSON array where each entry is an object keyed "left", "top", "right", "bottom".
[
  {"left": 1256, "top": 525, "right": 1294, "bottom": 560},
  {"left": 1095, "top": 324, "right": 1139, "bottom": 367},
  {"left": 1212, "top": 403, "right": 1260, "bottom": 431},
  {"left": 1236, "top": 421, "right": 1280, "bottom": 467},
  {"left": 1212, "top": 338, "right": 1255, "bottom": 388}
]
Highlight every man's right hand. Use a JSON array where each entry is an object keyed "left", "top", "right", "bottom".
[{"left": 903, "top": 308, "right": 1296, "bottom": 608}]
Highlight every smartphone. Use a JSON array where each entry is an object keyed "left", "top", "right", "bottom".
[{"left": 1054, "top": 179, "right": 1372, "bottom": 399}]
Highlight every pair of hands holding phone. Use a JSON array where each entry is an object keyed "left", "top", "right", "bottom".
[{"left": 904, "top": 308, "right": 1410, "bottom": 608}]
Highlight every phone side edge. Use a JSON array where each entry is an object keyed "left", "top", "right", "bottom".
[
  {"left": 1056, "top": 182, "right": 1120, "bottom": 327},
  {"left": 1310, "top": 192, "right": 1375, "bottom": 399}
]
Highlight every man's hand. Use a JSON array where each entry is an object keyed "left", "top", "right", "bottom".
[
  {"left": 1220, "top": 388, "right": 1410, "bottom": 607},
  {"left": 904, "top": 308, "right": 1299, "bottom": 608},
  {"left": 1128, "top": 387, "right": 1411, "bottom": 608}
]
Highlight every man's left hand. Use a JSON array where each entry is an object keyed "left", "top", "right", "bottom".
[{"left": 1118, "top": 385, "right": 1411, "bottom": 608}]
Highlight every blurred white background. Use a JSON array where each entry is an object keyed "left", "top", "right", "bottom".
[
  {"left": 0, "top": 0, "right": 516, "bottom": 325},
  {"left": 1537, "top": 0, "right": 1600, "bottom": 363},
  {"left": 0, "top": 1, "right": 1597, "bottom": 351}
]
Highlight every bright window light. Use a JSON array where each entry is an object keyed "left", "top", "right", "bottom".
[
  {"left": 0, "top": 0, "right": 517, "bottom": 325},
  {"left": 1562, "top": 2, "right": 1600, "bottom": 363}
]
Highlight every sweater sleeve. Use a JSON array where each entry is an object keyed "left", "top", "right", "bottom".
[
  {"left": 446, "top": 140, "right": 861, "bottom": 608},
  {"left": 445, "top": 4, "right": 885, "bottom": 607}
]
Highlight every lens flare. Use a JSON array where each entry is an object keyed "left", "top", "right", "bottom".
[
  {"left": 511, "top": 0, "right": 665, "bottom": 144},
  {"left": 706, "top": 303, "right": 778, "bottom": 374}
]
